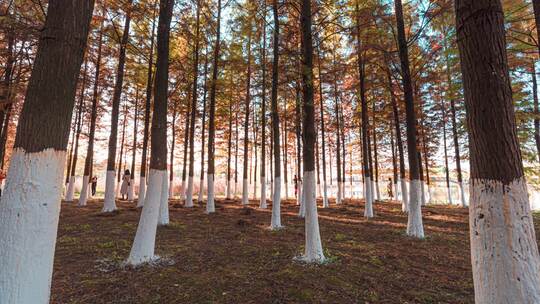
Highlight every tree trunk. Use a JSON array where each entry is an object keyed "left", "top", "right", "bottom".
[
  {"left": 66, "top": 59, "right": 88, "bottom": 202},
  {"left": 128, "top": 87, "right": 139, "bottom": 202},
  {"left": 441, "top": 98, "right": 452, "bottom": 204},
  {"left": 332, "top": 51, "right": 342, "bottom": 205},
  {"left": 385, "top": 55, "right": 407, "bottom": 209},
  {"left": 242, "top": 27, "right": 253, "bottom": 206},
  {"left": 186, "top": 0, "right": 201, "bottom": 207},
  {"left": 0, "top": 2, "right": 94, "bottom": 302},
  {"left": 457, "top": 0, "right": 540, "bottom": 301},
  {"left": 356, "top": 5, "right": 373, "bottom": 217},
  {"left": 103, "top": 1, "right": 133, "bottom": 212},
  {"left": 394, "top": 0, "right": 423, "bottom": 237},
  {"left": 169, "top": 100, "right": 178, "bottom": 198},
  {"left": 128, "top": 0, "right": 173, "bottom": 265},
  {"left": 270, "top": 0, "right": 282, "bottom": 229},
  {"left": 138, "top": 0, "right": 158, "bottom": 207},
  {"left": 260, "top": 13, "right": 268, "bottom": 209},
  {"left": 316, "top": 44, "right": 329, "bottom": 207},
  {"left": 226, "top": 96, "right": 233, "bottom": 199},
  {"left": 80, "top": 10, "right": 105, "bottom": 206},
  {"left": 198, "top": 47, "right": 209, "bottom": 203},
  {"left": 300, "top": 0, "right": 325, "bottom": 262},
  {"left": 206, "top": 0, "right": 222, "bottom": 213},
  {"left": 180, "top": 103, "right": 191, "bottom": 200}
]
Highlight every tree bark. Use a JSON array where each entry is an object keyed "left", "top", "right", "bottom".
[
  {"left": 394, "top": 0, "right": 423, "bottom": 237},
  {"left": 457, "top": 0, "right": 540, "bottom": 302},
  {"left": 128, "top": 0, "right": 173, "bottom": 265},
  {"left": 300, "top": 0, "right": 324, "bottom": 262},
  {"left": 0, "top": 1, "right": 94, "bottom": 301}
]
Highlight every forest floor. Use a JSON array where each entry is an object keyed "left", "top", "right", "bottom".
[{"left": 51, "top": 196, "right": 481, "bottom": 303}]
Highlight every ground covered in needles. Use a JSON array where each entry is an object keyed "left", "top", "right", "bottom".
[{"left": 52, "top": 197, "right": 479, "bottom": 303}]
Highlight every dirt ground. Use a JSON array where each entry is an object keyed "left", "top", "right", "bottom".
[{"left": 51, "top": 196, "right": 478, "bottom": 303}]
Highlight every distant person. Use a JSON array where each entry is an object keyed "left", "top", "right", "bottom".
[
  {"left": 91, "top": 176, "right": 98, "bottom": 196},
  {"left": 120, "top": 169, "right": 130, "bottom": 200},
  {"left": 293, "top": 175, "right": 298, "bottom": 198},
  {"left": 387, "top": 178, "right": 393, "bottom": 200}
]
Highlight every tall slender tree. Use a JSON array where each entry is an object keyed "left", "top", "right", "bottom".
[
  {"left": 138, "top": 0, "right": 158, "bottom": 207},
  {"left": 242, "top": 24, "right": 253, "bottom": 206},
  {"left": 394, "top": 0, "right": 423, "bottom": 237},
  {"left": 300, "top": 0, "right": 324, "bottom": 262},
  {"left": 270, "top": 0, "right": 282, "bottom": 229},
  {"left": 206, "top": 0, "right": 222, "bottom": 213},
  {"left": 79, "top": 8, "right": 105, "bottom": 206},
  {"left": 186, "top": 0, "right": 202, "bottom": 207},
  {"left": 128, "top": 0, "right": 173, "bottom": 265},
  {"left": 0, "top": 1, "right": 94, "bottom": 302},
  {"left": 103, "top": 0, "right": 133, "bottom": 212}
]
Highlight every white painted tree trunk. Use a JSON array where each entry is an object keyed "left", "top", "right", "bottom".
[
  {"left": 270, "top": 177, "right": 282, "bottom": 229},
  {"left": 260, "top": 175, "right": 267, "bottom": 208},
  {"left": 102, "top": 170, "right": 117, "bottom": 212},
  {"left": 242, "top": 178, "right": 249, "bottom": 205},
  {"left": 364, "top": 176, "right": 374, "bottom": 218},
  {"left": 393, "top": 181, "right": 399, "bottom": 202},
  {"left": 78, "top": 175, "right": 90, "bottom": 206},
  {"left": 447, "top": 186, "right": 453, "bottom": 205},
  {"left": 470, "top": 178, "right": 540, "bottom": 303},
  {"left": 197, "top": 176, "right": 204, "bottom": 203},
  {"left": 322, "top": 180, "right": 329, "bottom": 208},
  {"left": 206, "top": 174, "right": 215, "bottom": 213},
  {"left": 298, "top": 181, "right": 305, "bottom": 218},
  {"left": 128, "top": 169, "right": 165, "bottom": 265},
  {"left": 400, "top": 179, "right": 409, "bottom": 212},
  {"left": 185, "top": 176, "right": 194, "bottom": 207},
  {"left": 180, "top": 179, "right": 186, "bottom": 201},
  {"left": 137, "top": 176, "right": 146, "bottom": 208},
  {"left": 317, "top": 180, "right": 322, "bottom": 199},
  {"left": 252, "top": 179, "right": 257, "bottom": 200},
  {"left": 158, "top": 175, "right": 169, "bottom": 226},
  {"left": 127, "top": 177, "right": 134, "bottom": 202},
  {"left": 406, "top": 179, "right": 424, "bottom": 238},
  {"left": 226, "top": 178, "right": 232, "bottom": 200},
  {"left": 301, "top": 170, "right": 325, "bottom": 263},
  {"left": 459, "top": 181, "right": 466, "bottom": 207},
  {"left": 65, "top": 176, "right": 75, "bottom": 202},
  {"left": 0, "top": 149, "right": 66, "bottom": 303},
  {"left": 234, "top": 180, "right": 239, "bottom": 198},
  {"left": 336, "top": 181, "right": 342, "bottom": 204},
  {"left": 426, "top": 184, "right": 431, "bottom": 205}
]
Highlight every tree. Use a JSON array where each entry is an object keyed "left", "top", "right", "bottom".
[
  {"left": 128, "top": 0, "right": 173, "bottom": 265},
  {"left": 259, "top": 8, "right": 268, "bottom": 209},
  {"left": 299, "top": 0, "right": 324, "bottom": 262},
  {"left": 103, "top": 0, "right": 134, "bottom": 212},
  {"left": 394, "top": 0, "right": 424, "bottom": 237},
  {"left": 0, "top": 1, "right": 94, "bottom": 302},
  {"left": 206, "top": 0, "right": 222, "bottom": 213},
  {"left": 456, "top": 0, "right": 540, "bottom": 301},
  {"left": 79, "top": 7, "right": 106, "bottom": 207},
  {"left": 242, "top": 17, "right": 253, "bottom": 206},
  {"left": 138, "top": 0, "right": 158, "bottom": 207},
  {"left": 186, "top": 0, "right": 202, "bottom": 207},
  {"left": 270, "top": 0, "right": 282, "bottom": 229}
]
